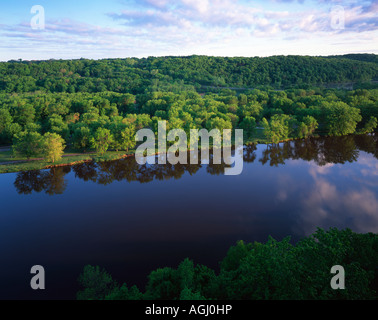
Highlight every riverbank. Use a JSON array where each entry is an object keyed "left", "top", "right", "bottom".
[
  {"left": 0, "top": 149, "right": 137, "bottom": 174},
  {"left": 0, "top": 128, "right": 301, "bottom": 174}
]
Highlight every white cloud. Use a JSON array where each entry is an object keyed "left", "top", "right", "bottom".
[
  {"left": 1, "top": 0, "right": 377, "bottom": 60},
  {"left": 181, "top": 0, "right": 210, "bottom": 14}
]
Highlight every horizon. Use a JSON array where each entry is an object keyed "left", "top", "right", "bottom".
[
  {"left": 0, "top": 0, "right": 377, "bottom": 62},
  {"left": 2, "top": 52, "right": 377, "bottom": 64}
]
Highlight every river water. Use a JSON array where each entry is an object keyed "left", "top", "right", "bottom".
[{"left": 0, "top": 134, "right": 377, "bottom": 299}]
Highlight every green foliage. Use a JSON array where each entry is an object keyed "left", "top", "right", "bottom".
[
  {"left": 220, "top": 240, "right": 253, "bottom": 272},
  {"left": 0, "top": 108, "right": 19, "bottom": 144},
  {"left": 297, "top": 116, "right": 319, "bottom": 139},
  {"left": 237, "top": 102, "right": 263, "bottom": 120},
  {"left": 0, "top": 109, "right": 12, "bottom": 135},
  {"left": 179, "top": 287, "right": 206, "bottom": 300},
  {"left": 294, "top": 228, "right": 377, "bottom": 300},
  {"left": 77, "top": 265, "right": 117, "bottom": 300},
  {"left": 1, "top": 55, "right": 377, "bottom": 94},
  {"left": 105, "top": 284, "right": 143, "bottom": 301},
  {"left": 263, "top": 114, "right": 294, "bottom": 144},
  {"left": 218, "top": 237, "right": 301, "bottom": 300},
  {"left": 42, "top": 132, "right": 66, "bottom": 163},
  {"left": 91, "top": 128, "right": 114, "bottom": 155},
  {"left": 145, "top": 267, "right": 178, "bottom": 300},
  {"left": 72, "top": 125, "right": 92, "bottom": 151},
  {"left": 359, "top": 116, "right": 378, "bottom": 134},
  {"left": 45, "top": 114, "right": 69, "bottom": 140},
  {"left": 77, "top": 229, "right": 378, "bottom": 301},
  {"left": 0, "top": 57, "right": 377, "bottom": 150},
  {"left": 323, "top": 102, "right": 362, "bottom": 136},
  {"left": 205, "top": 117, "right": 232, "bottom": 132},
  {"left": 119, "top": 125, "right": 136, "bottom": 152},
  {"left": 239, "top": 116, "right": 256, "bottom": 138},
  {"left": 12, "top": 131, "right": 43, "bottom": 159}
]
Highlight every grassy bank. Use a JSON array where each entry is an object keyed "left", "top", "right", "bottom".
[
  {"left": 0, "top": 128, "right": 291, "bottom": 174},
  {"left": 0, "top": 149, "right": 137, "bottom": 174}
]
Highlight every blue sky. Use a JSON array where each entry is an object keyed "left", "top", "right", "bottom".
[{"left": 0, "top": 0, "right": 377, "bottom": 61}]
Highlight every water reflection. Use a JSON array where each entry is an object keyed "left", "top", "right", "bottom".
[
  {"left": 259, "top": 135, "right": 368, "bottom": 167},
  {"left": 13, "top": 134, "right": 378, "bottom": 195},
  {"left": 2, "top": 134, "right": 378, "bottom": 300},
  {"left": 298, "top": 160, "right": 378, "bottom": 235},
  {"left": 14, "top": 168, "right": 69, "bottom": 195}
]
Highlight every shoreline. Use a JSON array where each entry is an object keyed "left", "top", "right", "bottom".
[{"left": 0, "top": 133, "right": 374, "bottom": 174}]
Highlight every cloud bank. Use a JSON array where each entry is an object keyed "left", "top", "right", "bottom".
[{"left": 0, "top": 0, "right": 377, "bottom": 60}]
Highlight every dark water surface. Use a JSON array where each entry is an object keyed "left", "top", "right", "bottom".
[{"left": 1, "top": 134, "right": 378, "bottom": 299}]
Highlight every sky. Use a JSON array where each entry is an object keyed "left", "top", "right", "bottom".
[{"left": 0, "top": 0, "right": 377, "bottom": 61}]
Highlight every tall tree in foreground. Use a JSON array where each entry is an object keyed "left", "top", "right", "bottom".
[
  {"left": 262, "top": 115, "right": 293, "bottom": 144},
  {"left": 12, "top": 131, "right": 43, "bottom": 160},
  {"left": 43, "top": 133, "right": 66, "bottom": 163},
  {"left": 72, "top": 125, "right": 92, "bottom": 152},
  {"left": 239, "top": 116, "right": 256, "bottom": 139},
  {"left": 91, "top": 128, "right": 114, "bottom": 155},
  {"left": 77, "top": 265, "right": 117, "bottom": 301},
  {"left": 297, "top": 116, "right": 318, "bottom": 139},
  {"left": 109, "top": 121, "right": 136, "bottom": 152},
  {"left": 324, "top": 102, "right": 362, "bottom": 136},
  {"left": 120, "top": 125, "right": 136, "bottom": 152}
]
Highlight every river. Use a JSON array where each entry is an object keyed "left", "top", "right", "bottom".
[{"left": 0, "top": 134, "right": 377, "bottom": 299}]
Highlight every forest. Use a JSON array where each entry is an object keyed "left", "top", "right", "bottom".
[
  {"left": 0, "top": 54, "right": 377, "bottom": 166},
  {"left": 1, "top": 55, "right": 377, "bottom": 301},
  {"left": 1, "top": 54, "right": 377, "bottom": 94},
  {"left": 76, "top": 228, "right": 378, "bottom": 300}
]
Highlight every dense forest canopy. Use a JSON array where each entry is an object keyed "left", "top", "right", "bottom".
[
  {"left": 0, "top": 54, "right": 377, "bottom": 160},
  {"left": 1, "top": 54, "right": 377, "bottom": 94}
]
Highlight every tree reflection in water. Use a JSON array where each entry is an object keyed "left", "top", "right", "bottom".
[
  {"left": 13, "top": 134, "right": 378, "bottom": 195},
  {"left": 14, "top": 167, "right": 69, "bottom": 195}
]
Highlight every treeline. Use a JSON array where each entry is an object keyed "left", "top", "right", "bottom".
[
  {"left": 1, "top": 88, "right": 378, "bottom": 160},
  {"left": 327, "top": 53, "right": 378, "bottom": 64},
  {"left": 0, "top": 54, "right": 377, "bottom": 94},
  {"left": 76, "top": 228, "right": 378, "bottom": 300},
  {"left": 12, "top": 135, "right": 378, "bottom": 195}
]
